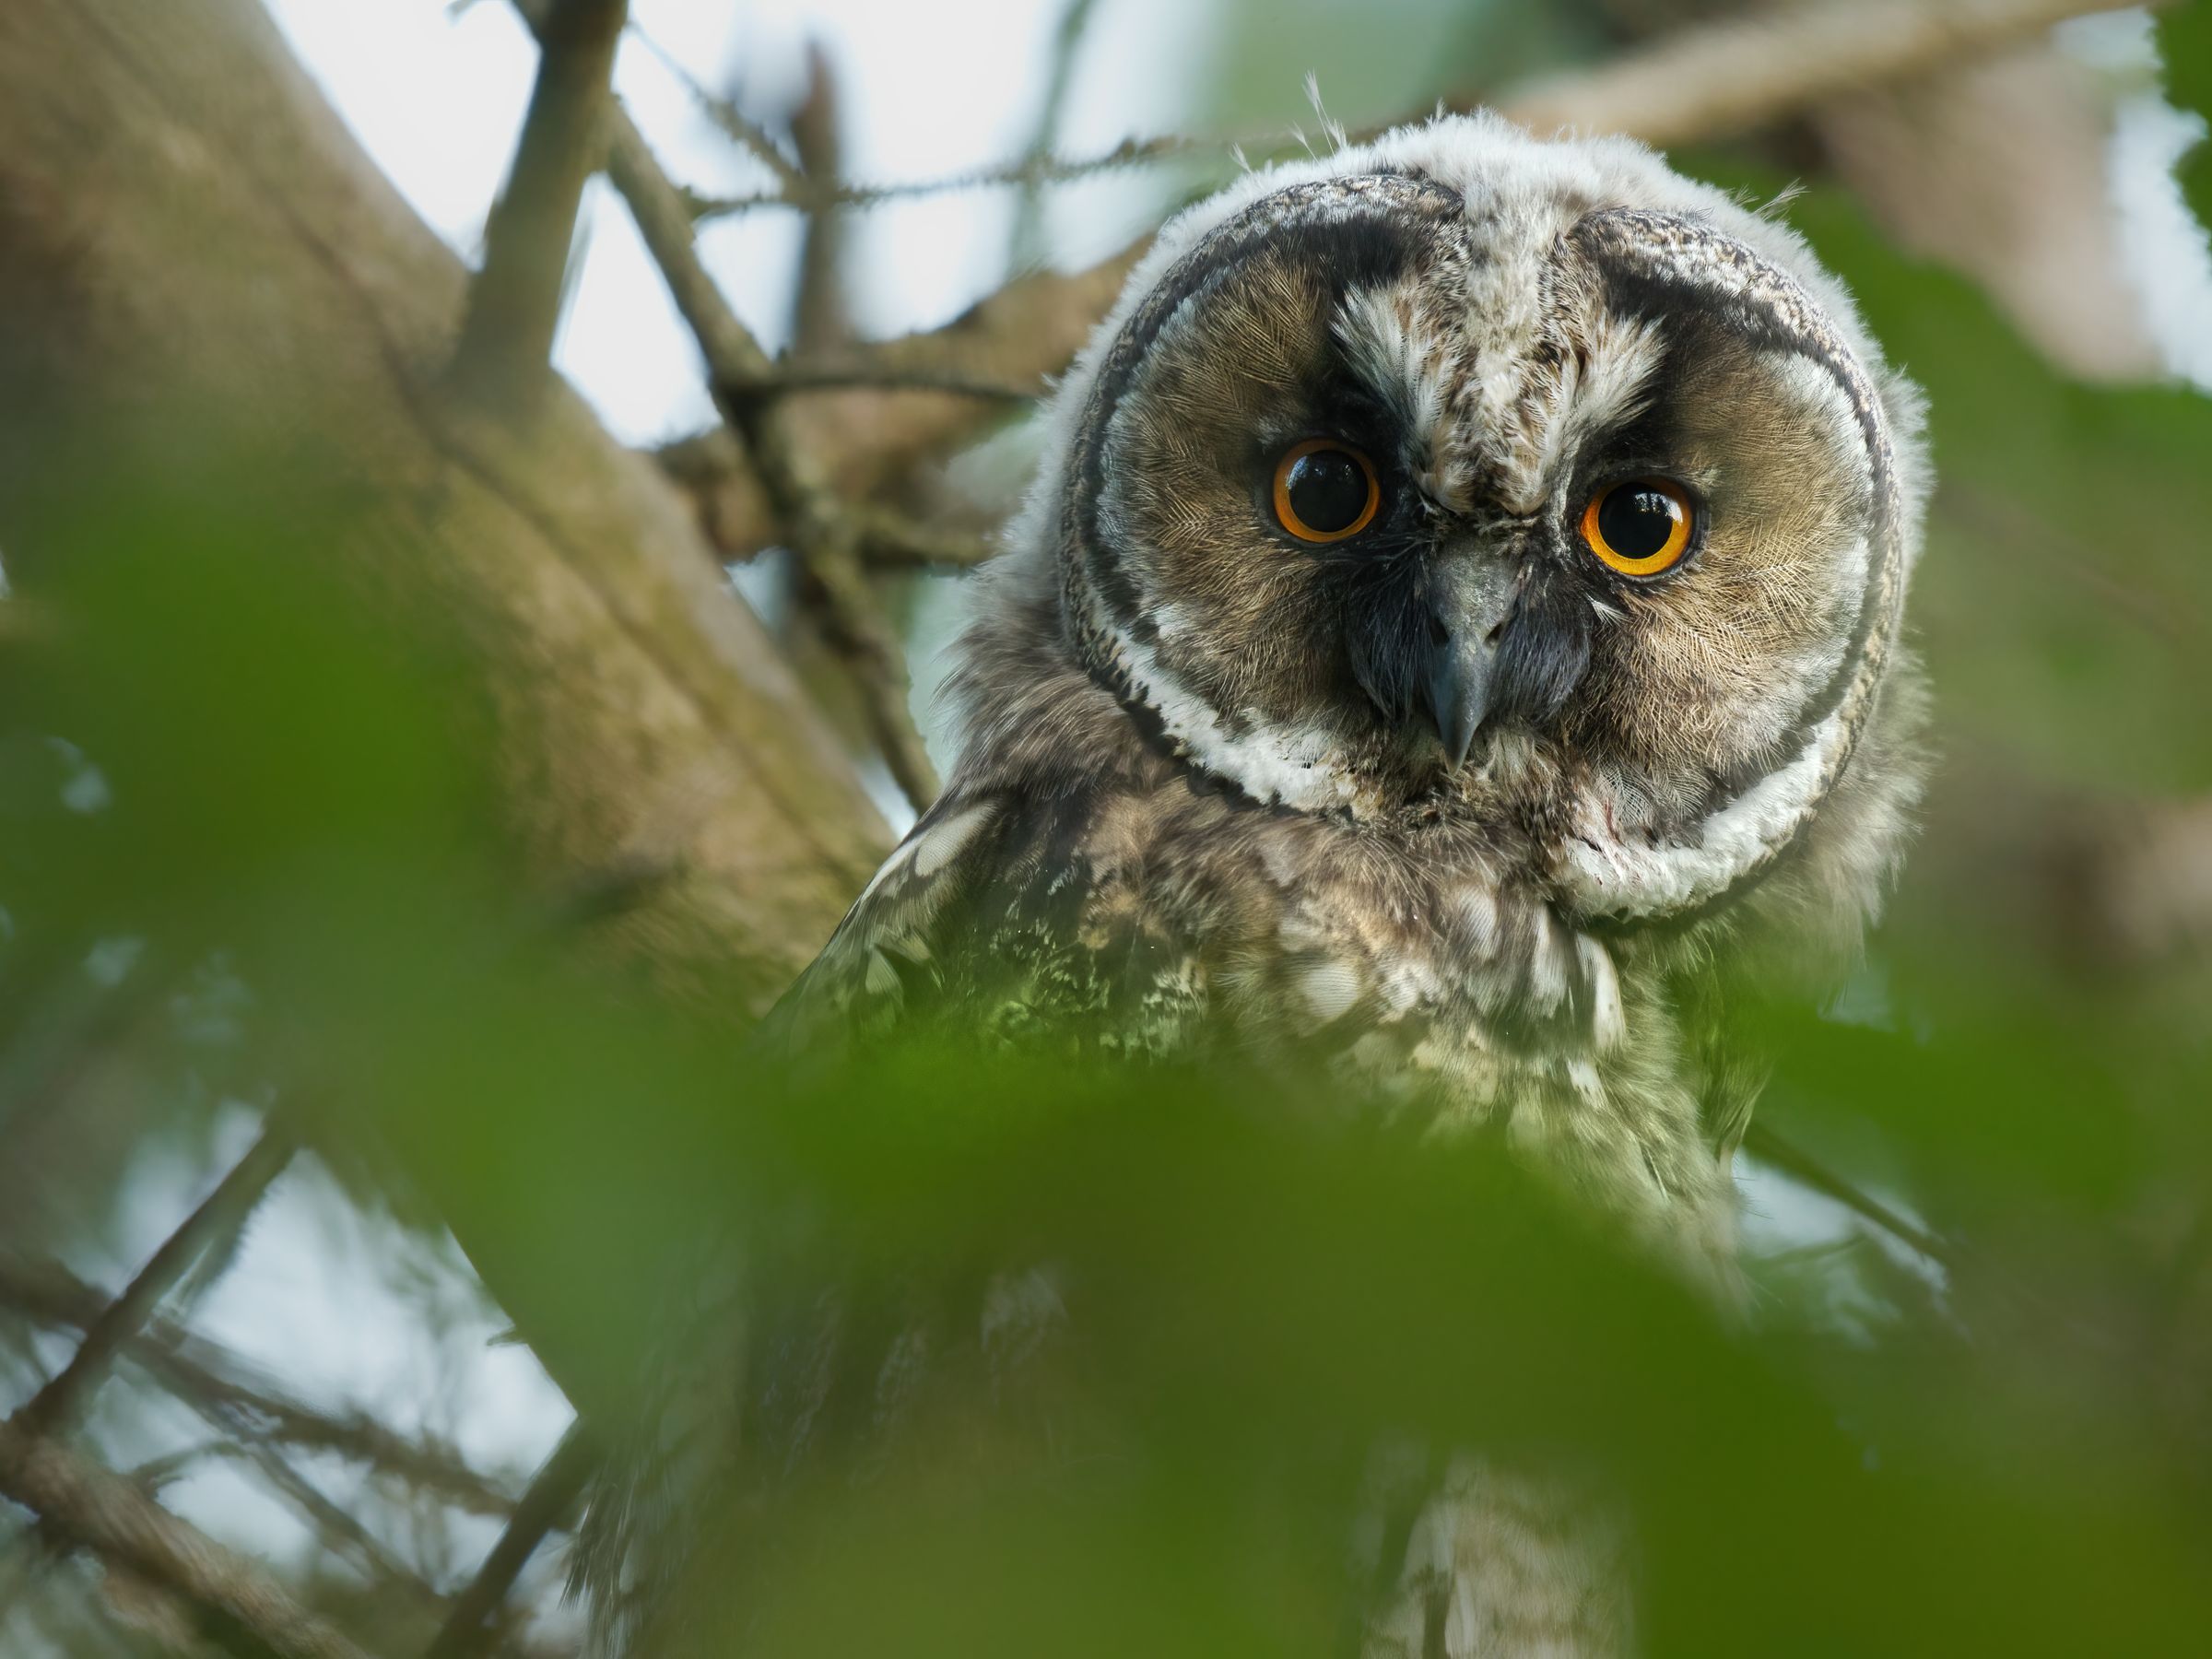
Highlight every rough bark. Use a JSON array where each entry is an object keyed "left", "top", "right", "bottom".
[
  {"left": 0, "top": 1414, "right": 372, "bottom": 1659},
  {"left": 0, "top": 0, "right": 890, "bottom": 1018}
]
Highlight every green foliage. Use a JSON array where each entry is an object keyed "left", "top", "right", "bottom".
[
  {"left": 5, "top": 403, "right": 2211, "bottom": 1654},
  {"left": 2162, "top": 0, "right": 2212, "bottom": 229},
  {"left": 1668, "top": 159, "right": 2212, "bottom": 1150},
  {"left": 650, "top": 1050, "right": 2212, "bottom": 1658},
  {"left": 7, "top": 36, "right": 2212, "bottom": 1653}
]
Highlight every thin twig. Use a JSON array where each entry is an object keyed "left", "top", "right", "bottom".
[
  {"left": 425, "top": 1425, "right": 599, "bottom": 1659},
  {"left": 789, "top": 41, "right": 848, "bottom": 357},
  {"left": 3, "top": 1258, "right": 581, "bottom": 1653},
  {"left": 647, "top": 239, "right": 1140, "bottom": 565},
  {"left": 450, "top": 0, "right": 629, "bottom": 407},
  {"left": 690, "top": 130, "right": 1206, "bottom": 218},
  {"left": 852, "top": 506, "right": 995, "bottom": 571},
  {"left": 212, "top": 1422, "right": 433, "bottom": 1606},
  {"left": 688, "top": 0, "right": 2150, "bottom": 220},
  {"left": 729, "top": 362, "right": 1044, "bottom": 402},
  {"left": 1746, "top": 1117, "right": 2206, "bottom": 1390},
  {"left": 789, "top": 535, "right": 943, "bottom": 809},
  {"left": 598, "top": 104, "right": 940, "bottom": 809},
  {"left": 1007, "top": 0, "right": 1103, "bottom": 270},
  {"left": 0, "top": 1417, "right": 372, "bottom": 1659},
  {"left": 18, "top": 1127, "right": 296, "bottom": 1437},
  {"left": 0, "top": 1253, "right": 522, "bottom": 1520},
  {"left": 1742, "top": 1122, "right": 1952, "bottom": 1266},
  {"left": 508, "top": 0, "right": 942, "bottom": 807},
  {"left": 624, "top": 20, "right": 804, "bottom": 192}
]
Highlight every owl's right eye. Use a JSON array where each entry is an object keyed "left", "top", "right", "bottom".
[{"left": 1272, "top": 439, "right": 1381, "bottom": 543}]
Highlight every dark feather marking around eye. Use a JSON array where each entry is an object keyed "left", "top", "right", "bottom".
[
  {"left": 1564, "top": 207, "right": 1907, "bottom": 934},
  {"left": 1567, "top": 389, "right": 1679, "bottom": 496},
  {"left": 1571, "top": 224, "right": 1892, "bottom": 754},
  {"left": 1490, "top": 579, "right": 1594, "bottom": 727},
  {"left": 1340, "top": 544, "right": 1440, "bottom": 727},
  {"left": 1064, "top": 174, "right": 1463, "bottom": 641}
]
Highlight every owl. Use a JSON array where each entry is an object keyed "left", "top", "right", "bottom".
[
  {"left": 786, "top": 111, "right": 1925, "bottom": 1234},
  {"left": 591, "top": 112, "right": 1930, "bottom": 1655}
]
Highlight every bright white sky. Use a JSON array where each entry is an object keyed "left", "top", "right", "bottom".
[
  {"left": 263, "top": 0, "right": 1206, "bottom": 444},
  {"left": 257, "top": 1, "right": 2212, "bottom": 458}
]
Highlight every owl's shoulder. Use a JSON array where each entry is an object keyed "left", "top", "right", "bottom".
[{"left": 764, "top": 763, "right": 1218, "bottom": 1054}]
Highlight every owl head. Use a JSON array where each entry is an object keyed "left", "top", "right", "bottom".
[{"left": 982, "top": 113, "right": 1928, "bottom": 941}]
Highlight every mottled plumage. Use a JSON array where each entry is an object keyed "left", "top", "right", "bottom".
[
  {"left": 782, "top": 113, "right": 1925, "bottom": 1256},
  {"left": 588, "top": 112, "right": 1931, "bottom": 1656}
]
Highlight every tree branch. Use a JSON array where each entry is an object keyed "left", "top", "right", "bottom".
[
  {"left": 0, "top": 0, "right": 893, "bottom": 1025},
  {"left": 1499, "top": 0, "right": 2151, "bottom": 153},
  {"left": 624, "top": 20, "right": 804, "bottom": 194},
  {"left": 596, "top": 103, "right": 940, "bottom": 810},
  {"left": 789, "top": 535, "right": 942, "bottom": 810},
  {"left": 789, "top": 42, "right": 849, "bottom": 359},
  {"left": 0, "top": 1416, "right": 372, "bottom": 1659},
  {"left": 656, "top": 249, "right": 1142, "bottom": 566},
  {"left": 425, "top": 1425, "right": 598, "bottom": 1659},
  {"left": 730, "top": 362, "right": 1043, "bottom": 402},
  {"left": 0, "top": 1253, "right": 524, "bottom": 1522},
  {"left": 17, "top": 1126, "right": 296, "bottom": 1437},
  {"left": 0, "top": 0, "right": 898, "bottom": 1464},
  {"left": 213, "top": 1424, "right": 437, "bottom": 1614},
  {"left": 1742, "top": 1123, "right": 1952, "bottom": 1266},
  {"left": 688, "top": 131, "right": 1208, "bottom": 218},
  {"left": 450, "top": 0, "right": 629, "bottom": 407},
  {"left": 851, "top": 505, "right": 995, "bottom": 572},
  {"left": 1007, "top": 0, "right": 1103, "bottom": 271}
]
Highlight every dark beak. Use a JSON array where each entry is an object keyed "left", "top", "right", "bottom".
[{"left": 1419, "top": 558, "right": 1520, "bottom": 767}]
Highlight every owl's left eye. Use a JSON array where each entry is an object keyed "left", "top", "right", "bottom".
[
  {"left": 1272, "top": 439, "right": 1381, "bottom": 543},
  {"left": 1580, "top": 477, "right": 1696, "bottom": 577}
]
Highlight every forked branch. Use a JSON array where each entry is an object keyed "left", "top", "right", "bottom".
[{"left": 0, "top": 1418, "right": 371, "bottom": 1659}]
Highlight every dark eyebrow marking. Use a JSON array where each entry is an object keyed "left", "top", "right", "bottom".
[
  {"left": 1061, "top": 173, "right": 1465, "bottom": 654},
  {"left": 1561, "top": 207, "right": 1906, "bottom": 932}
]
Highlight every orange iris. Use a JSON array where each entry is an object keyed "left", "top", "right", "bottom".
[
  {"left": 1272, "top": 439, "right": 1382, "bottom": 544},
  {"left": 1580, "top": 477, "right": 1695, "bottom": 577}
]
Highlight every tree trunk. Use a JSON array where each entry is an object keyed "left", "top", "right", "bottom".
[
  {"left": 0, "top": 0, "right": 889, "bottom": 1018},
  {"left": 0, "top": 0, "right": 898, "bottom": 1412}
]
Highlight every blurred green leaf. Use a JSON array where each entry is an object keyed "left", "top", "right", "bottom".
[
  {"left": 6, "top": 61, "right": 2211, "bottom": 1659},
  {"left": 2162, "top": 0, "right": 2212, "bottom": 229}
]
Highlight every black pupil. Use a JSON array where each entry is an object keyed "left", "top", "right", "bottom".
[
  {"left": 1596, "top": 485, "right": 1680, "bottom": 561},
  {"left": 1286, "top": 449, "right": 1369, "bottom": 534}
]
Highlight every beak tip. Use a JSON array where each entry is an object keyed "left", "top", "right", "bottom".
[
  {"left": 1439, "top": 703, "right": 1484, "bottom": 770},
  {"left": 1424, "top": 654, "right": 1489, "bottom": 769},
  {"left": 1406, "top": 555, "right": 1517, "bottom": 771}
]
